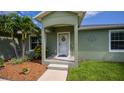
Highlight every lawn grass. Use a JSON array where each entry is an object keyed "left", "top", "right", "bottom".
[{"left": 67, "top": 60, "right": 124, "bottom": 81}]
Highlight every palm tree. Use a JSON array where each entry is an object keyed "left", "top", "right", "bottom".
[
  {"left": 0, "top": 15, "right": 6, "bottom": 32},
  {"left": 5, "top": 14, "right": 17, "bottom": 39},
  {"left": 5, "top": 14, "right": 40, "bottom": 58},
  {"left": 5, "top": 14, "right": 20, "bottom": 58}
]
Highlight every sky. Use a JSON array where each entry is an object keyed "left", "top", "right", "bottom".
[
  {"left": 82, "top": 11, "right": 124, "bottom": 25},
  {"left": 0, "top": 11, "right": 124, "bottom": 28}
]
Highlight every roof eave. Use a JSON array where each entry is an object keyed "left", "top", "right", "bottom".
[
  {"left": 34, "top": 11, "right": 86, "bottom": 22},
  {"left": 33, "top": 11, "right": 51, "bottom": 21},
  {"left": 79, "top": 25, "right": 124, "bottom": 30},
  {"left": 79, "top": 12, "right": 86, "bottom": 25}
]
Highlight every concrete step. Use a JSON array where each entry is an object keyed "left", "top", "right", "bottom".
[
  {"left": 45, "top": 61, "right": 75, "bottom": 67},
  {"left": 48, "top": 64, "right": 68, "bottom": 70}
]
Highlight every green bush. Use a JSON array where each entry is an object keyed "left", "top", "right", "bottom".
[
  {"left": 22, "top": 67, "right": 30, "bottom": 75},
  {"left": 23, "top": 56, "right": 30, "bottom": 61},
  {"left": 27, "top": 45, "right": 41, "bottom": 60},
  {"left": 34, "top": 45, "right": 41, "bottom": 59},
  {"left": 10, "top": 58, "right": 22, "bottom": 64},
  {"left": 0, "top": 58, "right": 4, "bottom": 67},
  {"left": 34, "top": 45, "right": 49, "bottom": 59},
  {"left": 10, "top": 57, "right": 29, "bottom": 65},
  {"left": 27, "top": 45, "right": 49, "bottom": 60},
  {"left": 27, "top": 51, "right": 36, "bottom": 60}
]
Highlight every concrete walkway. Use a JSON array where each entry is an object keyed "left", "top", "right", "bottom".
[{"left": 38, "top": 64, "right": 68, "bottom": 81}]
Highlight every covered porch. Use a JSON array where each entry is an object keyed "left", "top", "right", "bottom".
[
  {"left": 35, "top": 11, "right": 85, "bottom": 67},
  {"left": 43, "top": 25, "right": 78, "bottom": 66}
]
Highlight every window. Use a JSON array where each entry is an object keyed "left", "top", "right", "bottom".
[
  {"left": 109, "top": 30, "right": 124, "bottom": 52},
  {"left": 29, "top": 36, "right": 41, "bottom": 51}
]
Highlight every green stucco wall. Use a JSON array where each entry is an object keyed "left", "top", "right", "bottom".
[
  {"left": 78, "top": 29, "right": 124, "bottom": 62},
  {"left": 46, "top": 27, "right": 124, "bottom": 62},
  {"left": 0, "top": 34, "right": 21, "bottom": 59},
  {"left": 41, "top": 12, "right": 78, "bottom": 27},
  {"left": 0, "top": 34, "right": 33, "bottom": 59},
  {"left": 1, "top": 28, "right": 124, "bottom": 62},
  {"left": 46, "top": 26, "right": 74, "bottom": 57}
]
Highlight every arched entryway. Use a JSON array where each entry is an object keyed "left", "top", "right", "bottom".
[{"left": 35, "top": 11, "right": 85, "bottom": 67}]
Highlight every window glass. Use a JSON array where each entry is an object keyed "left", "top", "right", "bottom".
[
  {"left": 30, "top": 36, "right": 41, "bottom": 50},
  {"left": 110, "top": 31, "right": 124, "bottom": 50}
]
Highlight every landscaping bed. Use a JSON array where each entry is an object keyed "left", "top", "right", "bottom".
[
  {"left": 0, "top": 60, "right": 47, "bottom": 81},
  {"left": 67, "top": 61, "right": 124, "bottom": 81}
]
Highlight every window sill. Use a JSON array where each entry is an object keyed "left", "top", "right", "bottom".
[{"left": 109, "top": 50, "right": 124, "bottom": 52}]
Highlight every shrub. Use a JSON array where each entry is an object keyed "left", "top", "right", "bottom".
[
  {"left": 23, "top": 56, "right": 30, "bottom": 61},
  {"left": 0, "top": 58, "right": 4, "bottom": 67},
  {"left": 27, "top": 51, "right": 36, "bottom": 60},
  {"left": 21, "top": 67, "right": 30, "bottom": 75},
  {"left": 10, "top": 58, "right": 22, "bottom": 64},
  {"left": 34, "top": 45, "right": 41, "bottom": 59},
  {"left": 27, "top": 45, "right": 49, "bottom": 60},
  {"left": 10, "top": 56, "right": 29, "bottom": 65},
  {"left": 27, "top": 45, "right": 41, "bottom": 60},
  {"left": 34, "top": 45, "right": 49, "bottom": 59}
]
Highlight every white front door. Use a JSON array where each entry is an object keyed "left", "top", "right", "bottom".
[{"left": 57, "top": 32, "right": 70, "bottom": 57}]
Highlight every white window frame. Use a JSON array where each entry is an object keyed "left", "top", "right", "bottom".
[
  {"left": 109, "top": 29, "right": 124, "bottom": 52},
  {"left": 29, "top": 35, "right": 41, "bottom": 51}
]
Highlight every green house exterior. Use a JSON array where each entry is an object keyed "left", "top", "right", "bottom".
[
  {"left": 34, "top": 11, "right": 124, "bottom": 67},
  {"left": 0, "top": 32, "right": 39, "bottom": 60},
  {"left": 78, "top": 28, "right": 124, "bottom": 62},
  {"left": 1, "top": 11, "right": 124, "bottom": 67},
  {"left": 45, "top": 27, "right": 124, "bottom": 62},
  {"left": 0, "top": 32, "right": 21, "bottom": 59}
]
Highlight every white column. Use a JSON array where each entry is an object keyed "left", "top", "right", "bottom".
[
  {"left": 42, "top": 27, "right": 46, "bottom": 64},
  {"left": 74, "top": 25, "right": 78, "bottom": 66}
]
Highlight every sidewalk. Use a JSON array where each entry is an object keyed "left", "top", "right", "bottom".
[{"left": 38, "top": 64, "right": 68, "bottom": 81}]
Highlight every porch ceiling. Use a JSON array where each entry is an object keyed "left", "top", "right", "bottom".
[{"left": 45, "top": 24, "right": 73, "bottom": 29}]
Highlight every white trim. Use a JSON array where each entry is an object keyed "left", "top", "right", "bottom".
[
  {"left": 29, "top": 35, "right": 40, "bottom": 51},
  {"left": 109, "top": 30, "right": 111, "bottom": 52},
  {"left": 57, "top": 32, "right": 70, "bottom": 58},
  {"left": 33, "top": 11, "right": 46, "bottom": 19},
  {"left": 109, "top": 29, "right": 124, "bottom": 52},
  {"left": 29, "top": 35, "right": 33, "bottom": 51},
  {"left": 34, "top": 11, "right": 85, "bottom": 21}
]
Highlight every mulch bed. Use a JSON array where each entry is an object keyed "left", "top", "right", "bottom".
[{"left": 0, "top": 60, "right": 47, "bottom": 81}]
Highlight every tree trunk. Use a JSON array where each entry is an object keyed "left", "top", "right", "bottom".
[
  {"left": 22, "top": 40, "right": 25, "bottom": 59},
  {"left": 22, "top": 33, "right": 26, "bottom": 59},
  {"left": 10, "top": 41, "right": 19, "bottom": 58},
  {"left": 10, "top": 33, "right": 19, "bottom": 58}
]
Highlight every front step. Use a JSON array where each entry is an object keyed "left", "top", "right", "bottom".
[
  {"left": 45, "top": 60, "right": 75, "bottom": 66},
  {"left": 48, "top": 64, "right": 68, "bottom": 70}
]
